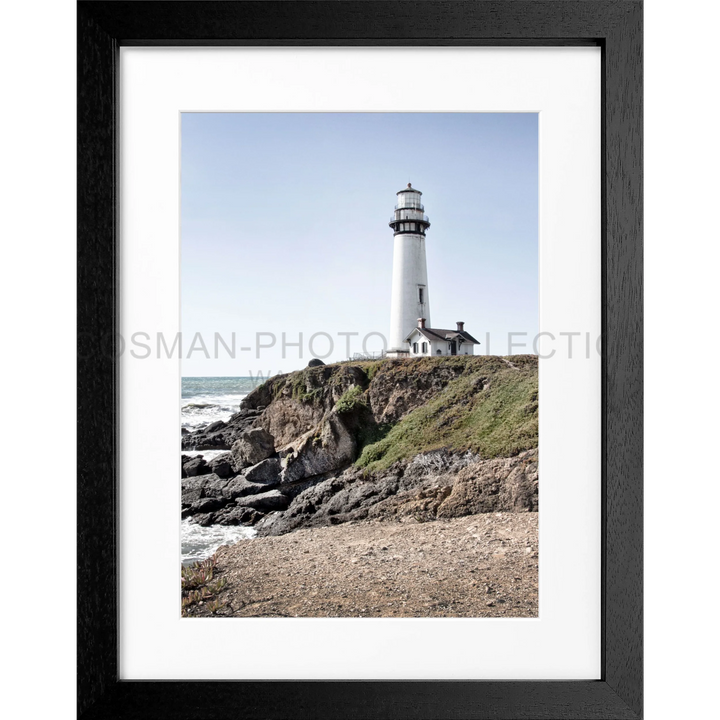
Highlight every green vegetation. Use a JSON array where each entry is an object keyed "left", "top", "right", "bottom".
[
  {"left": 290, "top": 371, "right": 323, "bottom": 403},
  {"left": 356, "top": 359, "right": 538, "bottom": 472},
  {"left": 335, "top": 384, "right": 367, "bottom": 414},
  {"left": 271, "top": 369, "right": 324, "bottom": 404},
  {"left": 356, "top": 420, "right": 394, "bottom": 457},
  {"left": 270, "top": 377, "right": 286, "bottom": 400},
  {"left": 181, "top": 554, "right": 228, "bottom": 616},
  {"left": 363, "top": 359, "right": 387, "bottom": 382}
]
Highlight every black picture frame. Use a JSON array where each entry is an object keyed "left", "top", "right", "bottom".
[{"left": 77, "top": 1, "right": 642, "bottom": 718}]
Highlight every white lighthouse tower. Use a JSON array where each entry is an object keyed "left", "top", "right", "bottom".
[{"left": 387, "top": 183, "right": 432, "bottom": 354}]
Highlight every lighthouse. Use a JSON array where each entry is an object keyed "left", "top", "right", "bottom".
[
  {"left": 385, "top": 184, "right": 481, "bottom": 358},
  {"left": 387, "top": 183, "right": 432, "bottom": 353}
]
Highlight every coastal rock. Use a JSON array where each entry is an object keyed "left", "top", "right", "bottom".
[
  {"left": 213, "top": 505, "right": 264, "bottom": 526},
  {"left": 189, "top": 496, "right": 228, "bottom": 514},
  {"left": 182, "top": 421, "right": 232, "bottom": 451},
  {"left": 180, "top": 470, "right": 268, "bottom": 521},
  {"left": 221, "top": 476, "right": 273, "bottom": 501},
  {"left": 260, "top": 398, "right": 325, "bottom": 448},
  {"left": 235, "top": 489, "right": 289, "bottom": 512},
  {"left": 181, "top": 472, "right": 230, "bottom": 498},
  {"left": 258, "top": 450, "right": 538, "bottom": 536},
  {"left": 181, "top": 488, "right": 204, "bottom": 517},
  {"left": 231, "top": 427, "right": 276, "bottom": 470},
  {"left": 281, "top": 412, "right": 356, "bottom": 483},
  {"left": 201, "top": 474, "right": 234, "bottom": 498},
  {"left": 190, "top": 512, "right": 216, "bottom": 527},
  {"left": 436, "top": 452, "right": 538, "bottom": 517},
  {"left": 182, "top": 474, "right": 211, "bottom": 493},
  {"left": 250, "top": 365, "right": 367, "bottom": 447},
  {"left": 257, "top": 465, "right": 400, "bottom": 535},
  {"left": 308, "top": 358, "right": 325, "bottom": 367},
  {"left": 182, "top": 407, "right": 262, "bottom": 451},
  {"left": 209, "top": 452, "right": 235, "bottom": 478},
  {"left": 244, "top": 457, "right": 282, "bottom": 485},
  {"left": 182, "top": 456, "right": 211, "bottom": 478}
]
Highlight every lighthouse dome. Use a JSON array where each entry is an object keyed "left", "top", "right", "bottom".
[{"left": 396, "top": 182, "right": 422, "bottom": 196}]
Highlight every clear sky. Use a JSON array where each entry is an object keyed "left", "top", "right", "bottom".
[{"left": 181, "top": 113, "right": 537, "bottom": 377}]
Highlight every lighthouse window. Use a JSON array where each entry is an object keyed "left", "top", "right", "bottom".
[{"left": 418, "top": 287, "right": 424, "bottom": 304}]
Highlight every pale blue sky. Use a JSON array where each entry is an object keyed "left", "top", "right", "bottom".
[{"left": 181, "top": 113, "right": 537, "bottom": 376}]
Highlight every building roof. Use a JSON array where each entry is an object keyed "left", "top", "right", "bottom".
[
  {"left": 405, "top": 326, "right": 481, "bottom": 345},
  {"left": 397, "top": 183, "right": 422, "bottom": 195}
]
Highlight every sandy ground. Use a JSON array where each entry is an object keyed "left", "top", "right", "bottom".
[{"left": 200, "top": 513, "right": 537, "bottom": 618}]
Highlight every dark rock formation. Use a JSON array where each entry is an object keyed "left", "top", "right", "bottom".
[
  {"left": 244, "top": 457, "right": 282, "bottom": 484},
  {"left": 214, "top": 506, "right": 264, "bottom": 526},
  {"left": 308, "top": 358, "right": 325, "bottom": 367},
  {"left": 208, "top": 452, "right": 234, "bottom": 478},
  {"left": 231, "top": 427, "right": 276, "bottom": 470},
  {"left": 221, "top": 476, "right": 275, "bottom": 500},
  {"left": 256, "top": 449, "right": 538, "bottom": 536},
  {"left": 181, "top": 407, "right": 263, "bottom": 451},
  {"left": 436, "top": 454, "right": 538, "bottom": 517},
  {"left": 235, "top": 489, "right": 289, "bottom": 512},
  {"left": 280, "top": 411, "right": 357, "bottom": 483},
  {"left": 182, "top": 455, "right": 211, "bottom": 478}
]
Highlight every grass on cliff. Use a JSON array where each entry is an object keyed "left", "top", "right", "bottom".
[
  {"left": 265, "top": 368, "right": 325, "bottom": 404},
  {"left": 356, "top": 359, "right": 538, "bottom": 472},
  {"left": 335, "top": 384, "right": 367, "bottom": 413}
]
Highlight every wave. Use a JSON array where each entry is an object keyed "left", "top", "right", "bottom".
[
  {"left": 182, "top": 450, "right": 228, "bottom": 462},
  {"left": 181, "top": 393, "right": 247, "bottom": 430},
  {"left": 181, "top": 519, "right": 255, "bottom": 565}
]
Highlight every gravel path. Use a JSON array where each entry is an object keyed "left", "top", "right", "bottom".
[{"left": 202, "top": 513, "right": 537, "bottom": 618}]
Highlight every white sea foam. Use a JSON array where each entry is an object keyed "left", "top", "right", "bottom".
[
  {"left": 181, "top": 519, "right": 256, "bottom": 565},
  {"left": 181, "top": 449, "right": 228, "bottom": 462},
  {"left": 181, "top": 392, "right": 246, "bottom": 430}
]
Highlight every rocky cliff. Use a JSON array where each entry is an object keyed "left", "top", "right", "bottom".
[{"left": 182, "top": 355, "right": 538, "bottom": 535}]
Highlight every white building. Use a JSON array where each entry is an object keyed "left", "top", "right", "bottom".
[
  {"left": 386, "top": 184, "right": 479, "bottom": 357},
  {"left": 406, "top": 319, "right": 480, "bottom": 357}
]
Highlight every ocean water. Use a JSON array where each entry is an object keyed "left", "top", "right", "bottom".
[
  {"left": 181, "top": 376, "right": 263, "bottom": 430},
  {"left": 181, "top": 376, "right": 266, "bottom": 563}
]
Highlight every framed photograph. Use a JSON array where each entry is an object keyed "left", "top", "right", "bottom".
[{"left": 78, "top": 1, "right": 642, "bottom": 718}]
